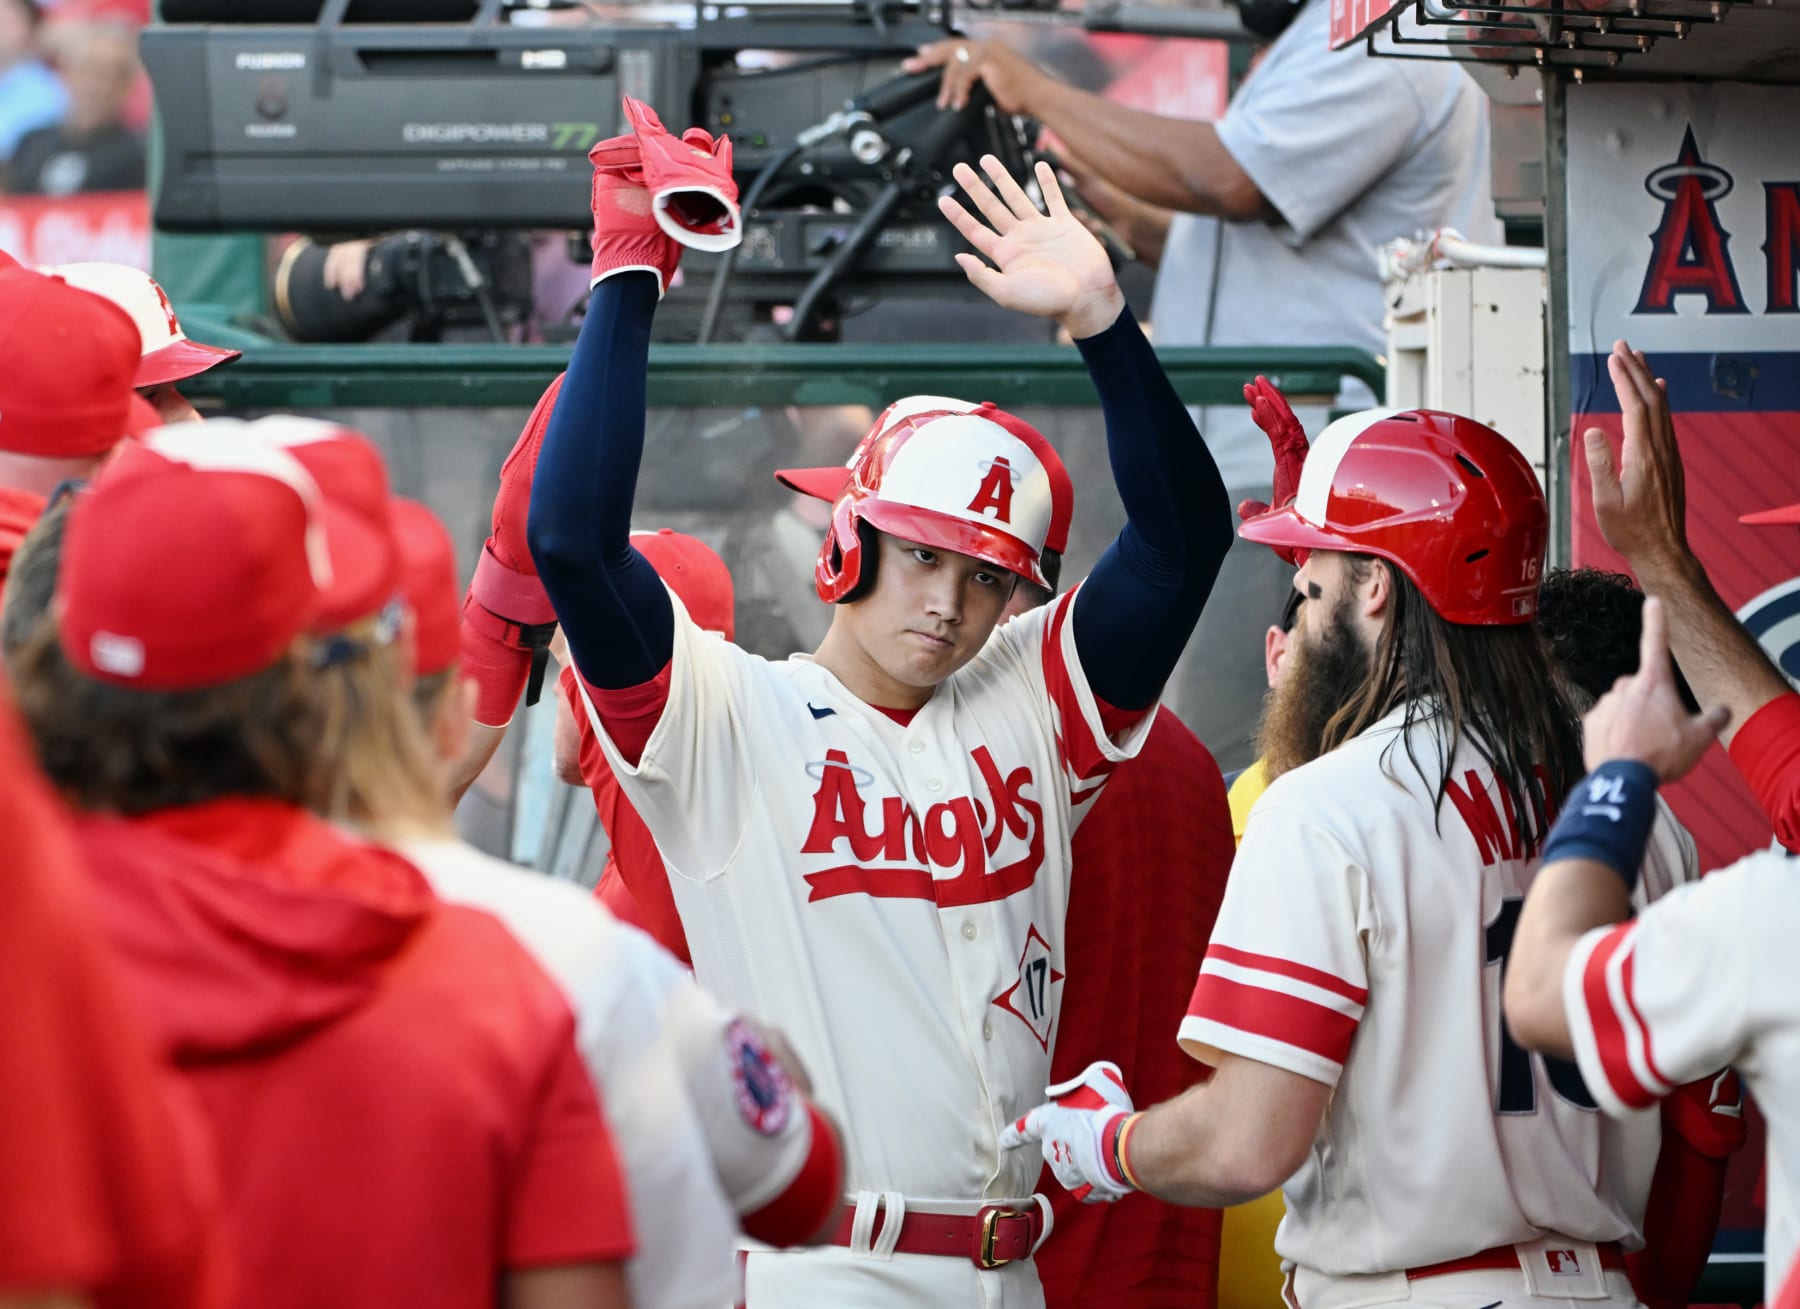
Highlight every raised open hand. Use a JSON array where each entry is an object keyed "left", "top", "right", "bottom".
[
  {"left": 939, "top": 156, "right": 1124, "bottom": 340},
  {"left": 1584, "top": 341, "right": 1690, "bottom": 572}
]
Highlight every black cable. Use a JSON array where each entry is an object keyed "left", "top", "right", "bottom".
[{"left": 695, "top": 142, "right": 802, "bottom": 345}]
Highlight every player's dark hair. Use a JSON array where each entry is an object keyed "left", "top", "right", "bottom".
[
  {"left": 11, "top": 622, "right": 336, "bottom": 816},
  {"left": 1536, "top": 566, "right": 1699, "bottom": 711},
  {"left": 1010, "top": 546, "right": 1061, "bottom": 612},
  {"left": 1323, "top": 557, "right": 1582, "bottom": 847},
  {"left": 0, "top": 495, "right": 71, "bottom": 665}
]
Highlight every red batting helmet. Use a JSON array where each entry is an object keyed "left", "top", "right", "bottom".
[
  {"left": 1239, "top": 408, "right": 1546, "bottom": 626},
  {"left": 777, "top": 395, "right": 1072, "bottom": 575},
  {"left": 807, "top": 403, "right": 1056, "bottom": 604}
]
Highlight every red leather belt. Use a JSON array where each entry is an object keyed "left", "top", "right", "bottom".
[
  {"left": 828, "top": 1203, "right": 1043, "bottom": 1270},
  {"left": 1406, "top": 1241, "right": 1626, "bottom": 1281}
]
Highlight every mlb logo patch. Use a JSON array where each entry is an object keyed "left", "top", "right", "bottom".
[
  {"left": 726, "top": 1018, "right": 793, "bottom": 1137},
  {"left": 1544, "top": 1249, "right": 1582, "bottom": 1277}
]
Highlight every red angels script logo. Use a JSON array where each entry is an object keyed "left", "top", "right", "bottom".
[
  {"left": 966, "top": 457, "right": 1017, "bottom": 523},
  {"left": 798, "top": 746, "right": 1044, "bottom": 905}
]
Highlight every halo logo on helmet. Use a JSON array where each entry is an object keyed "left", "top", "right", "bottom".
[
  {"left": 1239, "top": 408, "right": 1547, "bottom": 627},
  {"left": 814, "top": 405, "right": 1055, "bottom": 605}
]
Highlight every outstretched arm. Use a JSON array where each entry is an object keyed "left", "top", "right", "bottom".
[
  {"left": 528, "top": 97, "right": 741, "bottom": 705},
  {"left": 527, "top": 273, "right": 674, "bottom": 691},
  {"left": 1587, "top": 342, "right": 1791, "bottom": 746},
  {"left": 902, "top": 42, "right": 1268, "bottom": 221},
  {"left": 940, "top": 157, "right": 1234, "bottom": 711}
]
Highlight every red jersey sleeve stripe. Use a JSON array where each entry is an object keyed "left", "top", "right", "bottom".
[
  {"left": 1205, "top": 943, "right": 1370, "bottom": 1005},
  {"left": 1579, "top": 923, "right": 1661, "bottom": 1112},
  {"left": 1619, "top": 938, "right": 1674, "bottom": 1091},
  {"left": 1043, "top": 591, "right": 1116, "bottom": 785},
  {"left": 1187, "top": 972, "right": 1359, "bottom": 1067}
]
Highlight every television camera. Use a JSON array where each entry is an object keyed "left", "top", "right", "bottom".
[{"left": 146, "top": 0, "right": 1239, "bottom": 341}]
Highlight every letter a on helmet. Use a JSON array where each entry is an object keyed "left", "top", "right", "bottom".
[{"left": 805, "top": 404, "right": 1056, "bottom": 605}]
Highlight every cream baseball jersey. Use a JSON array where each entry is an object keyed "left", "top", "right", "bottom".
[
  {"left": 1179, "top": 706, "right": 1697, "bottom": 1275},
  {"left": 582, "top": 586, "right": 1149, "bottom": 1210},
  {"left": 1564, "top": 847, "right": 1800, "bottom": 1302}
]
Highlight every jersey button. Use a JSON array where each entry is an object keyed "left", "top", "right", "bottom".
[
  {"left": 927, "top": 778, "right": 944, "bottom": 793},
  {"left": 982, "top": 1019, "right": 994, "bottom": 1041},
  {"left": 961, "top": 921, "right": 977, "bottom": 940},
  {"left": 909, "top": 739, "right": 926, "bottom": 755}
]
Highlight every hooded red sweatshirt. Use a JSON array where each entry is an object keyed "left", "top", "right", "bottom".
[
  {"left": 0, "top": 695, "right": 218, "bottom": 1308},
  {"left": 75, "top": 797, "right": 636, "bottom": 1309}
]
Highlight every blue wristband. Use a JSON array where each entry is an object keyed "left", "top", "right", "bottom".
[{"left": 1540, "top": 760, "right": 1661, "bottom": 892}]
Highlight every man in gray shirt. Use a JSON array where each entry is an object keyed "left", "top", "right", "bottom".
[{"left": 909, "top": 1, "right": 1498, "bottom": 768}]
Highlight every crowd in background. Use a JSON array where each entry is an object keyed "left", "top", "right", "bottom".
[{"left": 0, "top": 0, "right": 148, "bottom": 196}]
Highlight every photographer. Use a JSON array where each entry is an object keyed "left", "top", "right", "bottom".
[{"left": 274, "top": 230, "right": 538, "bottom": 343}]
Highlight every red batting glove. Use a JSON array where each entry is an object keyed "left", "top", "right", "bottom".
[
  {"left": 460, "top": 374, "right": 564, "bottom": 727},
  {"left": 1237, "top": 375, "right": 1312, "bottom": 566},
  {"left": 621, "top": 96, "right": 741, "bottom": 252},
  {"left": 998, "top": 1061, "right": 1139, "bottom": 1204},
  {"left": 588, "top": 124, "right": 682, "bottom": 296},
  {"left": 588, "top": 98, "right": 741, "bottom": 296}
]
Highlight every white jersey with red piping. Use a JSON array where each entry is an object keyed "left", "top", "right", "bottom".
[
  {"left": 1564, "top": 845, "right": 1800, "bottom": 1303},
  {"left": 1179, "top": 704, "right": 1696, "bottom": 1277},
  {"left": 578, "top": 585, "right": 1150, "bottom": 1214}
]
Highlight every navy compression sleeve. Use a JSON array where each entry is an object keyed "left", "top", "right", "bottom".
[
  {"left": 527, "top": 272, "right": 675, "bottom": 689},
  {"left": 1071, "top": 306, "right": 1234, "bottom": 711}
]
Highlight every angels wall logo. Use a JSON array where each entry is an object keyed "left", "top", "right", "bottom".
[
  {"left": 1737, "top": 575, "right": 1800, "bottom": 685},
  {"left": 1633, "top": 124, "right": 1800, "bottom": 316}
]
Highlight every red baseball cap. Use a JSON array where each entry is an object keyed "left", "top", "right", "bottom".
[
  {"left": 238, "top": 418, "right": 400, "bottom": 632},
  {"left": 776, "top": 396, "right": 1074, "bottom": 554},
  {"left": 0, "top": 267, "right": 141, "bottom": 458},
  {"left": 58, "top": 431, "right": 332, "bottom": 691},
  {"left": 391, "top": 497, "right": 460, "bottom": 677},
  {"left": 633, "top": 528, "right": 734, "bottom": 639}
]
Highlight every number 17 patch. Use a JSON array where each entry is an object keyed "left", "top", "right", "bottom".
[{"left": 992, "top": 924, "right": 1064, "bottom": 1052}]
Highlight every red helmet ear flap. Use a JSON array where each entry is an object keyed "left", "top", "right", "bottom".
[{"left": 815, "top": 501, "right": 880, "bottom": 604}]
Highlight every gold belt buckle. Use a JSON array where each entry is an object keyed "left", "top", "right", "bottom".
[{"left": 978, "top": 1206, "right": 1030, "bottom": 1269}]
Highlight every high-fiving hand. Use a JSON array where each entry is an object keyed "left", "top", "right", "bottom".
[
  {"left": 938, "top": 156, "right": 1125, "bottom": 341},
  {"left": 1584, "top": 341, "right": 1690, "bottom": 573}
]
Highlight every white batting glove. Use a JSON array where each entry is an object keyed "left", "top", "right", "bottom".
[{"left": 999, "top": 1060, "right": 1139, "bottom": 1204}]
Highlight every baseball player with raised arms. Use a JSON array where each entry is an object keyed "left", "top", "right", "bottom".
[
  {"left": 1005, "top": 405, "right": 1706, "bottom": 1308},
  {"left": 526, "top": 98, "right": 1233, "bottom": 1305}
]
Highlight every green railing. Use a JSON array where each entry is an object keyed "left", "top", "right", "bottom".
[{"left": 172, "top": 333, "right": 1385, "bottom": 412}]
